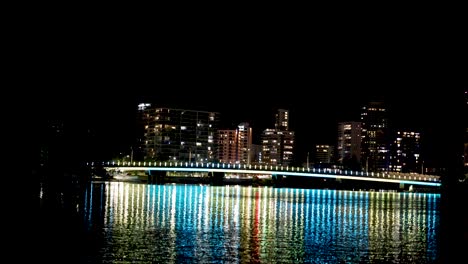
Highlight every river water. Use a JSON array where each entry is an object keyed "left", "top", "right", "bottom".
[{"left": 47, "top": 182, "right": 439, "bottom": 263}]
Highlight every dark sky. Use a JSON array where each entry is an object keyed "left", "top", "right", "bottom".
[{"left": 32, "top": 27, "right": 466, "bottom": 167}]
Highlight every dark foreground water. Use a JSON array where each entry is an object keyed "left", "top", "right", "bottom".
[{"left": 37, "top": 182, "right": 441, "bottom": 263}]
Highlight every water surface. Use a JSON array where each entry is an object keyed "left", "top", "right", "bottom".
[{"left": 76, "top": 183, "right": 440, "bottom": 263}]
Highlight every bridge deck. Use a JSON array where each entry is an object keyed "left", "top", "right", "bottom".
[{"left": 95, "top": 161, "right": 441, "bottom": 187}]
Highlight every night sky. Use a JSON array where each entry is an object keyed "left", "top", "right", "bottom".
[{"left": 32, "top": 31, "right": 466, "bottom": 168}]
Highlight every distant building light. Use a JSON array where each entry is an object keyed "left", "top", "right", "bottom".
[{"left": 138, "top": 103, "right": 151, "bottom": 110}]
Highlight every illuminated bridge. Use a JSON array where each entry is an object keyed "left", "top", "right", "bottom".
[{"left": 95, "top": 161, "right": 442, "bottom": 188}]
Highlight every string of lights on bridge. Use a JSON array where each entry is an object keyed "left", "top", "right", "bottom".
[{"left": 88, "top": 161, "right": 441, "bottom": 183}]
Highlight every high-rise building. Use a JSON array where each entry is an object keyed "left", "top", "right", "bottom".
[
  {"left": 337, "top": 122, "right": 362, "bottom": 164},
  {"left": 143, "top": 108, "right": 219, "bottom": 162},
  {"left": 237, "top": 122, "right": 253, "bottom": 164},
  {"left": 134, "top": 103, "right": 151, "bottom": 161},
  {"left": 262, "top": 129, "right": 294, "bottom": 166},
  {"left": 389, "top": 131, "right": 421, "bottom": 173},
  {"left": 262, "top": 109, "right": 294, "bottom": 166},
  {"left": 315, "top": 145, "right": 333, "bottom": 164},
  {"left": 361, "top": 101, "right": 389, "bottom": 172},
  {"left": 275, "top": 109, "right": 289, "bottom": 131},
  {"left": 217, "top": 122, "right": 253, "bottom": 164},
  {"left": 217, "top": 130, "right": 237, "bottom": 164},
  {"left": 250, "top": 144, "right": 262, "bottom": 164}
]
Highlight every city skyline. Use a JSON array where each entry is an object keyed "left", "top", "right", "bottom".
[{"left": 34, "top": 88, "right": 464, "bottom": 170}]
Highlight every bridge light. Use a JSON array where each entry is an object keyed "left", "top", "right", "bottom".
[
  {"left": 249, "top": 165, "right": 252, "bottom": 169},
  {"left": 159, "top": 162, "right": 162, "bottom": 166},
  {"left": 254, "top": 165, "right": 257, "bottom": 169},
  {"left": 138, "top": 162, "right": 141, "bottom": 166},
  {"left": 308, "top": 168, "right": 310, "bottom": 172}
]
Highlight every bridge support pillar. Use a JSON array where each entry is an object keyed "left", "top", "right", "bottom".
[
  {"left": 147, "top": 171, "right": 166, "bottom": 184},
  {"left": 209, "top": 171, "right": 224, "bottom": 185},
  {"left": 272, "top": 174, "right": 283, "bottom": 187}
]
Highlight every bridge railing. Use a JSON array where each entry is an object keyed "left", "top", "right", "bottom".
[{"left": 92, "top": 161, "right": 441, "bottom": 183}]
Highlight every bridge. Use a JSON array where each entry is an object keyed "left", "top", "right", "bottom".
[{"left": 94, "top": 161, "right": 442, "bottom": 188}]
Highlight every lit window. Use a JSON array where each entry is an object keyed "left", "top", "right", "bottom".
[{"left": 181, "top": 126, "right": 186, "bottom": 130}]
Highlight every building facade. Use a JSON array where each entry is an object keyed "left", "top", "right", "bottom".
[
  {"left": 361, "top": 102, "right": 389, "bottom": 172},
  {"left": 134, "top": 103, "right": 151, "bottom": 161},
  {"left": 315, "top": 145, "right": 333, "bottom": 164},
  {"left": 250, "top": 144, "right": 262, "bottom": 164},
  {"left": 217, "top": 130, "right": 237, "bottom": 164},
  {"left": 261, "top": 109, "right": 294, "bottom": 166},
  {"left": 143, "top": 108, "right": 219, "bottom": 162},
  {"left": 389, "top": 131, "right": 421, "bottom": 173},
  {"left": 237, "top": 122, "right": 253, "bottom": 164},
  {"left": 275, "top": 109, "right": 289, "bottom": 131},
  {"left": 337, "top": 122, "right": 362, "bottom": 165},
  {"left": 217, "top": 123, "right": 253, "bottom": 164},
  {"left": 262, "top": 129, "right": 294, "bottom": 166}
]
